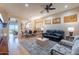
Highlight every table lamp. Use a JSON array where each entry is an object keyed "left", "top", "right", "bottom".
[
  {"left": 67, "top": 27, "right": 74, "bottom": 36},
  {"left": 41, "top": 27, "right": 44, "bottom": 31}
]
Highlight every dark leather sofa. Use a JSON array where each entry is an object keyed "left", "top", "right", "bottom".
[{"left": 42, "top": 30, "right": 64, "bottom": 42}]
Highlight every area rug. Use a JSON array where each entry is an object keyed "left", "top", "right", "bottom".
[{"left": 20, "top": 38, "right": 57, "bottom": 55}]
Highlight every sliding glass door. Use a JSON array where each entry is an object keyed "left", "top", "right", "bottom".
[{"left": 9, "top": 22, "right": 18, "bottom": 37}]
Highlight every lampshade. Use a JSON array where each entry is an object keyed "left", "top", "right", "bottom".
[
  {"left": 67, "top": 27, "right": 74, "bottom": 32},
  {"left": 41, "top": 27, "right": 44, "bottom": 31},
  {"left": 4, "top": 33, "right": 7, "bottom": 36}
]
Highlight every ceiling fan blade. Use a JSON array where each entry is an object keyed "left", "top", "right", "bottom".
[
  {"left": 40, "top": 9, "right": 45, "bottom": 13},
  {"left": 46, "top": 9, "right": 49, "bottom": 13},
  {"left": 49, "top": 3, "right": 52, "bottom": 7},
  {"left": 46, "top": 5, "right": 49, "bottom": 8},
  {"left": 49, "top": 8, "right": 56, "bottom": 10}
]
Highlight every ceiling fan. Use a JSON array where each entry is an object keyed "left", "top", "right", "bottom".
[{"left": 40, "top": 3, "right": 56, "bottom": 13}]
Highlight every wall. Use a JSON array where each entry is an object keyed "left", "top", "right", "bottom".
[
  {"left": 42, "top": 7, "right": 79, "bottom": 36},
  {"left": 0, "top": 7, "right": 9, "bottom": 38},
  {"left": 0, "top": 7, "right": 23, "bottom": 39}
]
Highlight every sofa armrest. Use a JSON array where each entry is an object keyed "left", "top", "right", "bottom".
[
  {"left": 50, "top": 44, "right": 71, "bottom": 55},
  {"left": 60, "top": 40, "right": 73, "bottom": 47}
]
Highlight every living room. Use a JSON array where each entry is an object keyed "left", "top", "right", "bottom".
[{"left": 0, "top": 3, "right": 79, "bottom": 55}]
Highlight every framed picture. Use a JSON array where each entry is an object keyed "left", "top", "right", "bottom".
[
  {"left": 64, "top": 14, "right": 77, "bottom": 23},
  {"left": 35, "top": 19, "right": 43, "bottom": 30},
  {"left": 52, "top": 17, "right": 61, "bottom": 24},
  {"left": 45, "top": 19, "right": 51, "bottom": 24}
]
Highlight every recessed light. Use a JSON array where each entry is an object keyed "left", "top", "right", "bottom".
[
  {"left": 65, "top": 5, "right": 68, "bottom": 8},
  {"left": 25, "top": 3, "right": 29, "bottom": 7}
]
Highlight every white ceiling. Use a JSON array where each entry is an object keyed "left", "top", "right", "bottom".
[{"left": 0, "top": 3, "right": 79, "bottom": 20}]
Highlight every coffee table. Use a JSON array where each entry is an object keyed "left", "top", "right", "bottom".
[{"left": 36, "top": 38, "right": 49, "bottom": 47}]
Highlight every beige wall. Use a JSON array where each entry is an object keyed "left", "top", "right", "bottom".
[
  {"left": 32, "top": 7, "right": 79, "bottom": 36},
  {"left": 42, "top": 7, "right": 79, "bottom": 36},
  {"left": 0, "top": 7, "right": 9, "bottom": 38}
]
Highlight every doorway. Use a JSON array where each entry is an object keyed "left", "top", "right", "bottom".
[
  {"left": 9, "top": 22, "right": 18, "bottom": 38},
  {"left": 8, "top": 19, "right": 20, "bottom": 54}
]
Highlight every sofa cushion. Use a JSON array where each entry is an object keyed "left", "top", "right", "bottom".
[
  {"left": 71, "top": 47, "right": 79, "bottom": 55},
  {"left": 46, "top": 30, "right": 54, "bottom": 35},
  {"left": 53, "top": 33, "right": 62, "bottom": 37},
  {"left": 47, "top": 35, "right": 60, "bottom": 39},
  {"left": 71, "top": 38, "right": 79, "bottom": 55}
]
